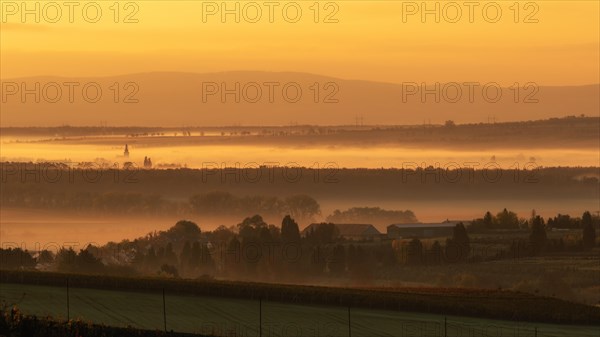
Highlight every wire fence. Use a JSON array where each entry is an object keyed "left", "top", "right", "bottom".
[{"left": 0, "top": 281, "right": 595, "bottom": 337}]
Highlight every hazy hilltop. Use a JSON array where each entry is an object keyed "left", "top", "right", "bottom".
[{"left": 2, "top": 71, "right": 598, "bottom": 126}]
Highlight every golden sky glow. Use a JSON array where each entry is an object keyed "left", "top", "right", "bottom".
[{"left": 1, "top": 1, "right": 599, "bottom": 84}]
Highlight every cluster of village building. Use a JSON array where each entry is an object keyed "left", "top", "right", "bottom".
[{"left": 302, "top": 221, "right": 465, "bottom": 241}]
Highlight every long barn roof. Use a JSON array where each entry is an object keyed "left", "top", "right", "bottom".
[
  {"left": 303, "top": 223, "right": 381, "bottom": 236},
  {"left": 388, "top": 222, "right": 458, "bottom": 229}
]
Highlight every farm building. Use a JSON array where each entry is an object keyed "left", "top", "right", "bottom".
[
  {"left": 302, "top": 223, "right": 382, "bottom": 241},
  {"left": 387, "top": 221, "right": 461, "bottom": 239}
]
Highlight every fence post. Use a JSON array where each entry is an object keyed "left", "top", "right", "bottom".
[
  {"left": 348, "top": 306, "right": 351, "bottom": 337},
  {"left": 444, "top": 316, "right": 447, "bottom": 337},
  {"left": 66, "top": 277, "right": 70, "bottom": 321},
  {"left": 163, "top": 288, "right": 167, "bottom": 332},
  {"left": 259, "top": 297, "right": 262, "bottom": 337}
]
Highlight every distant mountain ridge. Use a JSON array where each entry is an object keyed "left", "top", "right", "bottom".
[{"left": 1, "top": 71, "right": 598, "bottom": 126}]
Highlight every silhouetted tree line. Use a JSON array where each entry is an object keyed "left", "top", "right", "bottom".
[
  {"left": 0, "top": 248, "right": 36, "bottom": 270},
  {"left": 0, "top": 189, "right": 178, "bottom": 215},
  {"left": 470, "top": 209, "right": 524, "bottom": 230},
  {"left": 471, "top": 209, "right": 600, "bottom": 231},
  {"left": 55, "top": 248, "right": 103, "bottom": 274},
  {"left": 394, "top": 223, "right": 471, "bottom": 265},
  {"left": 1, "top": 211, "right": 597, "bottom": 281},
  {"left": 2, "top": 116, "right": 597, "bottom": 143},
  {"left": 0, "top": 246, "right": 135, "bottom": 276},
  {"left": 1, "top": 186, "right": 322, "bottom": 219},
  {"left": 326, "top": 207, "right": 417, "bottom": 227},
  {"left": 2, "top": 163, "right": 598, "bottom": 211},
  {"left": 189, "top": 192, "right": 320, "bottom": 221},
  {"left": 508, "top": 211, "right": 598, "bottom": 257}
]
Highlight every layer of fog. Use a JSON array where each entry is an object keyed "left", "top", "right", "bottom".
[{"left": 2, "top": 197, "right": 596, "bottom": 250}]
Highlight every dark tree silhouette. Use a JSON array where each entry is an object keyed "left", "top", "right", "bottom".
[
  {"left": 305, "top": 223, "right": 339, "bottom": 245},
  {"left": 483, "top": 211, "right": 493, "bottom": 229},
  {"left": 38, "top": 250, "right": 54, "bottom": 264},
  {"left": 430, "top": 241, "right": 442, "bottom": 264},
  {"left": 145, "top": 246, "right": 158, "bottom": 269},
  {"left": 326, "top": 207, "right": 417, "bottom": 226},
  {"left": 180, "top": 241, "right": 192, "bottom": 272},
  {"left": 225, "top": 236, "right": 241, "bottom": 275},
  {"left": 237, "top": 215, "right": 268, "bottom": 242},
  {"left": 0, "top": 248, "right": 36, "bottom": 270},
  {"left": 56, "top": 248, "right": 78, "bottom": 272},
  {"left": 406, "top": 238, "right": 423, "bottom": 265},
  {"left": 529, "top": 216, "right": 547, "bottom": 255},
  {"left": 56, "top": 248, "right": 104, "bottom": 274},
  {"left": 496, "top": 208, "right": 519, "bottom": 229},
  {"left": 199, "top": 243, "right": 215, "bottom": 273},
  {"left": 285, "top": 195, "right": 321, "bottom": 221},
  {"left": 76, "top": 249, "right": 104, "bottom": 274},
  {"left": 445, "top": 222, "right": 470, "bottom": 262},
  {"left": 582, "top": 211, "right": 596, "bottom": 250},
  {"left": 281, "top": 215, "right": 301, "bottom": 243},
  {"left": 164, "top": 243, "right": 178, "bottom": 266},
  {"left": 188, "top": 241, "right": 201, "bottom": 270},
  {"left": 167, "top": 220, "right": 201, "bottom": 241}
]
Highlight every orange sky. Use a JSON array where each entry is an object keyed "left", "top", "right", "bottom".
[{"left": 1, "top": 1, "right": 599, "bottom": 84}]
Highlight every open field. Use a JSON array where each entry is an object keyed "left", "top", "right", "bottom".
[
  {"left": 1, "top": 271, "right": 599, "bottom": 325},
  {"left": 1, "top": 282, "right": 599, "bottom": 337},
  {"left": 375, "top": 253, "right": 600, "bottom": 306}
]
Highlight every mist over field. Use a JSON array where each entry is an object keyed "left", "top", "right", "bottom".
[
  {"left": 1, "top": 1, "right": 599, "bottom": 335},
  {"left": 2, "top": 117, "right": 599, "bottom": 168},
  {"left": 2, "top": 108, "right": 600, "bottom": 337}
]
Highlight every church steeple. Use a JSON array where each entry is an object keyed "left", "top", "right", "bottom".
[{"left": 124, "top": 144, "right": 129, "bottom": 158}]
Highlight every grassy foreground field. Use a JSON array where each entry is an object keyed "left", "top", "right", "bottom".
[
  {"left": 1, "top": 282, "right": 599, "bottom": 337},
  {"left": 3, "top": 271, "right": 600, "bottom": 324},
  {"left": 1, "top": 270, "right": 599, "bottom": 336}
]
